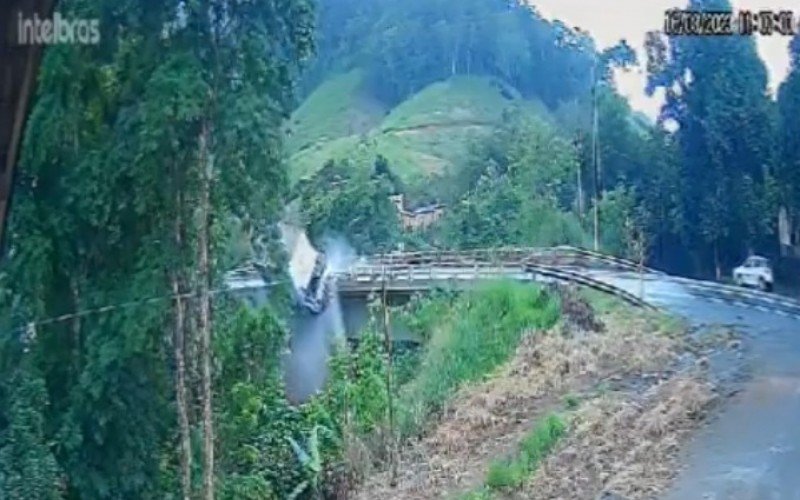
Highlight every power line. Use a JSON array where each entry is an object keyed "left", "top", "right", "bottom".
[{"left": 12, "top": 277, "right": 289, "bottom": 338}]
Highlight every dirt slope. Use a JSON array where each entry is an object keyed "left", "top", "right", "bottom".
[{"left": 356, "top": 293, "right": 716, "bottom": 500}]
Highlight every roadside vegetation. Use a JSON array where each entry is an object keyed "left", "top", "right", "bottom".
[
  {"left": 356, "top": 287, "right": 717, "bottom": 499},
  {"left": 315, "top": 282, "right": 560, "bottom": 495},
  {"left": 396, "top": 282, "right": 560, "bottom": 437},
  {"left": 484, "top": 413, "right": 567, "bottom": 490}
]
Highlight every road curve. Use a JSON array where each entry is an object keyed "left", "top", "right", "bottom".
[{"left": 583, "top": 269, "right": 800, "bottom": 500}]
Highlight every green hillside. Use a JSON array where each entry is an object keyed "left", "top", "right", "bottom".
[
  {"left": 285, "top": 69, "right": 387, "bottom": 155},
  {"left": 380, "top": 77, "right": 519, "bottom": 131},
  {"left": 288, "top": 75, "right": 524, "bottom": 187}
]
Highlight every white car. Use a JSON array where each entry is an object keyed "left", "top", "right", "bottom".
[{"left": 732, "top": 256, "right": 773, "bottom": 292}]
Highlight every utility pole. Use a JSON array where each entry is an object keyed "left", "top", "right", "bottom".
[
  {"left": 591, "top": 56, "right": 601, "bottom": 252},
  {"left": 573, "top": 135, "right": 584, "bottom": 217},
  {"left": 381, "top": 270, "right": 398, "bottom": 487}
]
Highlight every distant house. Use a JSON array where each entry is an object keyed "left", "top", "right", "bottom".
[{"left": 389, "top": 194, "right": 445, "bottom": 231}]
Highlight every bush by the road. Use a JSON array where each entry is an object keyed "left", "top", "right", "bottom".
[{"left": 396, "top": 281, "right": 560, "bottom": 437}]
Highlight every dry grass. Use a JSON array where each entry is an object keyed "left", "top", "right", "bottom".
[
  {"left": 355, "top": 300, "right": 682, "bottom": 500},
  {"left": 523, "top": 375, "right": 716, "bottom": 500}
]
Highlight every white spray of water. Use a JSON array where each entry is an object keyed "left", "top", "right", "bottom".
[
  {"left": 320, "top": 235, "right": 357, "bottom": 338},
  {"left": 283, "top": 233, "right": 357, "bottom": 403}
]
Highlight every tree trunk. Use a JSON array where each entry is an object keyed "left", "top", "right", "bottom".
[
  {"left": 172, "top": 271, "right": 192, "bottom": 500},
  {"left": 186, "top": 291, "right": 201, "bottom": 423},
  {"left": 197, "top": 120, "right": 215, "bottom": 500},
  {"left": 172, "top": 169, "right": 192, "bottom": 500},
  {"left": 576, "top": 134, "right": 584, "bottom": 217},
  {"left": 70, "top": 276, "right": 82, "bottom": 374},
  {"left": 714, "top": 240, "right": 722, "bottom": 281},
  {"left": 591, "top": 60, "right": 601, "bottom": 251}
]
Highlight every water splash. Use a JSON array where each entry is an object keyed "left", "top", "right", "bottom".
[
  {"left": 283, "top": 234, "right": 356, "bottom": 403},
  {"left": 320, "top": 235, "right": 357, "bottom": 339}
]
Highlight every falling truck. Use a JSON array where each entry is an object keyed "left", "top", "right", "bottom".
[
  {"left": 296, "top": 253, "right": 333, "bottom": 314},
  {"left": 224, "top": 223, "right": 335, "bottom": 314},
  {"left": 279, "top": 223, "right": 334, "bottom": 314}
]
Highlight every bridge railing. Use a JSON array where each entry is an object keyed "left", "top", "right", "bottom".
[
  {"left": 368, "top": 247, "right": 561, "bottom": 266},
  {"left": 226, "top": 246, "right": 660, "bottom": 289},
  {"left": 364, "top": 246, "right": 660, "bottom": 273},
  {"left": 524, "top": 263, "right": 659, "bottom": 311},
  {"left": 335, "top": 258, "right": 658, "bottom": 311}
]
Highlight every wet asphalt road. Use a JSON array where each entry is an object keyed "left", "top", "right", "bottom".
[{"left": 585, "top": 270, "right": 800, "bottom": 500}]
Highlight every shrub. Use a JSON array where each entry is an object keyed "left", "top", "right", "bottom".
[
  {"left": 485, "top": 413, "right": 566, "bottom": 491},
  {"left": 486, "top": 460, "right": 527, "bottom": 489},
  {"left": 396, "top": 282, "right": 560, "bottom": 437}
]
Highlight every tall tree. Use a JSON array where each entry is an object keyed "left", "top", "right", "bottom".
[
  {"left": 646, "top": 0, "right": 775, "bottom": 277},
  {"left": 777, "top": 35, "right": 800, "bottom": 241},
  {"left": 1, "top": 0, "right": 313, "bottom": 498},
  {"left": 0, "top": 369, "right": 61, "bottom": 499}
]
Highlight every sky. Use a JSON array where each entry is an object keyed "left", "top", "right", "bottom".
[{"left": 531, "top": 1, "right": 799, "bottom": 120}]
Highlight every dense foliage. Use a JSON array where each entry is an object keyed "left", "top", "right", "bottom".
[
  {"left": 646, "top": 0, "right": 778, "bottom": 276},
  {"left": 296, "top": 155, "right": 402, "bottom": 254},
  {"left": 1, "top": 0, "right": 313, "bottom": 497},
  {"left": 433, "top": 111, "right": 590, "bottom": 249},
  {"left": 777, "top": 35, "right": 800, "bottom": 249},
  {"left": 0, "top": 370, "right": 61, "bottom": 498},
  {"left": 305, "top": 0, "right": 598, "bottom": 107}
]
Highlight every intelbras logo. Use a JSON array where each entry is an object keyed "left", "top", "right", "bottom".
[{"left": 17, "top": 12, "right": 100, "bottom": 45}]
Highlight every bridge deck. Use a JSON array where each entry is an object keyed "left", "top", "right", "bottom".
[
  {"left": 225, "top": 246, "right": 659, "bottom": 309},
  {"left": 337, "top": 267, "right": 536, "bottom": 295}
]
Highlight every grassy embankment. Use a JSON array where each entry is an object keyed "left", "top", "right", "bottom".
[
  {"left": 484, "top": 413, "right": 567, "bottom": 489},
  {"left": 396, "top": 281, "right": 560, "bottom": 438},
  {"left": 328, "top": 281, "right": 559, "bottom": 497},
  {"left": 357, "top": 286, "right": 716, "bottom": 500}
]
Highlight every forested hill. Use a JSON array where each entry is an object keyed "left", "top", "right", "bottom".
[
  {"left": 303, "top": 0, "right": 599, "bottom": 107},
  {"left": 287, "top": 0, "right": 637, "bottom": 198},
  {"left": 294, "top": 0, "right": 800, "bottom": 283}
]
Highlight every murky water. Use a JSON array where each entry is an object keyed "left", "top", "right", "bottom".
[
  {"left": 284, "top": 288, "right": 345, "bottom": 403},
  {"left": 282, "top": 237, "right": 353, "bottom": 403}
]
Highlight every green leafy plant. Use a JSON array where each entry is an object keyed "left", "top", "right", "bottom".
[
  {"left": 486, "top": 414, "right": 566, "bottom": 491},
  {"left": 563, "top": 394, "right": 580, "bottom": 410},
  {"left": 287, "top": 425, "right": 335, "bottom": 500}
]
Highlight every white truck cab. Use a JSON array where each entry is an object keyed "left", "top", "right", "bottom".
[{"left": 733, "top": 255, "right": 773, "bottom": 292}]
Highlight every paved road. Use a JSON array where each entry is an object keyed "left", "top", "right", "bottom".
[{"left": 585, "top": 270, "right": 800, "bottom": 500}]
